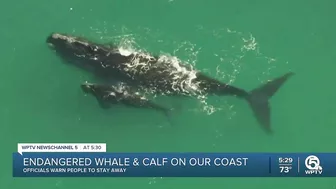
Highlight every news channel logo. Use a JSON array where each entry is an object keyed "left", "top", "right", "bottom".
[{"left": 304, "top": 155, "right": 323, "bottom": 175}]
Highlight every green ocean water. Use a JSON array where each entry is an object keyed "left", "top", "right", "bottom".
[{"left": 1, "top": 0, "right": 335, "bottom": 188}]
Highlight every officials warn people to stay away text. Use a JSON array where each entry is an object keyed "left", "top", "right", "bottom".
[{"left": 22, "top": 157, "right": 249, "bottom": 173}]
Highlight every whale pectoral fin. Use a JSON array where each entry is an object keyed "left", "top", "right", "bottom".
[{"left": 95, "top": 96, "right": 111, "bottom": 109}]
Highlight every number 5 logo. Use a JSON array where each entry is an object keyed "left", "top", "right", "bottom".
[{"left": 305, "top": 155, "right": 320, "bottom": 170}]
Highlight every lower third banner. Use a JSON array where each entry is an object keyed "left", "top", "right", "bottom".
[{"left": 12, "top": 153, "right": 336, "bottom": 177}]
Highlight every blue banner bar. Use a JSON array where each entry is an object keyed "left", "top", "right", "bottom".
[{"left": 12, "top": 153, "right": 335, "bottom": 177}]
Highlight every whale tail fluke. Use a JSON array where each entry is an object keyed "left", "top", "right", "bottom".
[{"left": 246, "top": 72, "right": 294, "bottom": 133}]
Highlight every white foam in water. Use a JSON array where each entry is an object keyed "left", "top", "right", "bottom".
[
  {"left": 118, "top": 47, "right": 133, "bottom": 56},
  {"left": 116, "top": 42, "right": 202, "bottom": 97}
]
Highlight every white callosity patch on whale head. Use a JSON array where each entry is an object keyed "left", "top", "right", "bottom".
[
  {"left": 52, "top": 33, "right": 90, "bottom": 46},
  {"left": 52, "top": 33, "right": 75, "bottom": 42}
]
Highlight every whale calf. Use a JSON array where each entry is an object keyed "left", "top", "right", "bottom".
[
  {"left": 81, "top": 82, "right": 173, "bottom": 121},
  {"left": 47, "top": 33, "right": 294, "bottom": 133}
]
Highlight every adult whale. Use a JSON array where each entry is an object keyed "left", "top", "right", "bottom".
[{"left": 46, "top": 32, "right": 294, "bottom": 133}]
